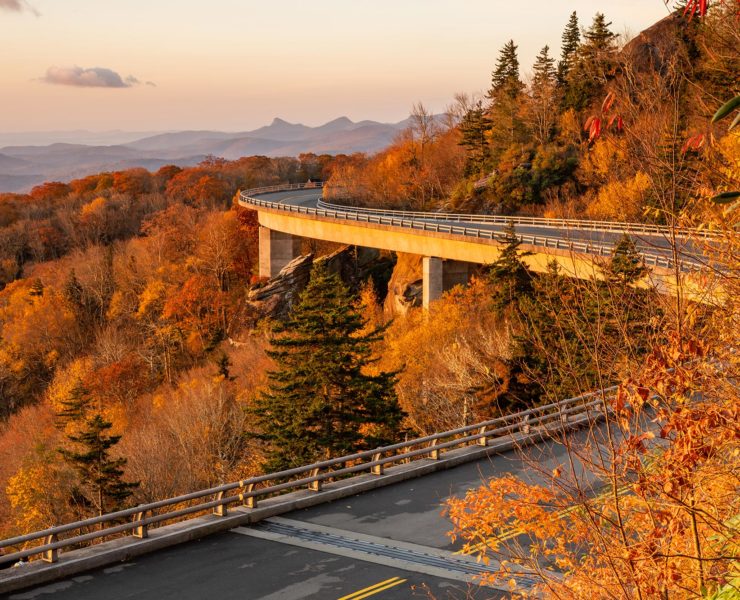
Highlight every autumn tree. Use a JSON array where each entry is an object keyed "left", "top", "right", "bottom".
[{"left": 251, "top": 263, "right": 405, "bottom": 471}]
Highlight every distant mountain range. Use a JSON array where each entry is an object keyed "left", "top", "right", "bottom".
[{"left": 0, "top": 116, "right": 416, "bottom": 193}]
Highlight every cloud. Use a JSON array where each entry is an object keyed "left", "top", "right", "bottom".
[
  {"left": 0, "top": 0, "right": 39, "bottom": 14},
  {"left": 40, "top": 66, "right": 154, "bottom": 88}
]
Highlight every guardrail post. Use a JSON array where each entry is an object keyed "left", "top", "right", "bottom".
[
  {"left": 308, "top": 468, "right": 322, "bottom": 492},
  {"left": 428, "top": 439, "right": 440, "bottom": 460},
  {"left": 370, "top": 452, "right": 384, "bottom": 475},
  {"left": 42, "top": 534, "right": 58, "bottom": 563},
  {"left": 476, "top": 426, "right": 488, "bottom": 446},
  {"left": 241, "top": 482, "right": 257, "bottom": 509},
  {"left": 213, "top": 491, "right": 227, "bottom": 517},
  {"left": 521, "top": 415, "right": 531, "bottom": 434},
  {"left": 133, "top": 509, "right": 148, "bottom": 539}
]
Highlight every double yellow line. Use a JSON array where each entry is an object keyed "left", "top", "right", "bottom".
[
  {"left": 455, "top": 486, "right": 632, "bottom": 556},
  {"left": 338, "top": 576, "right": 408, "bottom": 599}
]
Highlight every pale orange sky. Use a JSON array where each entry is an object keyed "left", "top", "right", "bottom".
[{"left": 1, "top": 0, "right": 671, "bottom": 132}]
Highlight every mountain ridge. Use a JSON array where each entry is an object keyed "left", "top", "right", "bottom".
[{"left": 0, "top": 115, "right": 417, "bottom": 192}]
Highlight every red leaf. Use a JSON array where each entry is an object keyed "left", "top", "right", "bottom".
[
  {"left": 681, "top": 133, "right": 705, "bottom": 154},
  {"left": 583, "top": 116, "right": 595, "bottom": 133},
  {"left": 602, "top": 92, "right": 616, "bottom": 113},
  {"left": 588, "top": 118, "right": 602, "bottom": 143}
]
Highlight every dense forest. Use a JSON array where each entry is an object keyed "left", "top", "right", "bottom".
[{"left": 0, "top": 4, "right": 738, "bottom": 598}]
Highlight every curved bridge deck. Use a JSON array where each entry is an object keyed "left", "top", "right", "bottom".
[{"left": 240, "top": 184, "right": 712, "bottom": 304}]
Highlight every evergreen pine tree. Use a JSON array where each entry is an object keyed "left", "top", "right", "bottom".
[
  {"left": 488, "top": 221, "right": 534, "bottom": 314},
  {"left": 484, "top": 226, "right": 541, "bottom": 411},
  {"left": 214, "top": 351, "right": 237, "bottom": 382},
  {"left": 532, "top": 45, "right": 557, "bottom": 89},
  {"left": 562, "top": 13, "right": 617, "bottom": 111},
  {"left": 604, "top": 234, "right": 648, "bottom": 285},
  {"left": 557, "top": 11, "right": 580, "bottom": 87},
  {"left": 489, "top": 40, "right": 524, "bottom": 100},
  {"left": 582, "top": 13, "right": 617, "bottom": 55},
  {"left": 530, "top": 46, "right": 559, "bottom": 144},
  {"left": 57, "top": 381, "right": 138, "bottom": 516},
  {"left": 459, "top": 100, "right": 492, "bottom": 176},
  {"left": 252, "top": 263, "right": 405, "bottom": 472},
  {"left": 488, "top": 41, "right": 527, "bottom": 154}
]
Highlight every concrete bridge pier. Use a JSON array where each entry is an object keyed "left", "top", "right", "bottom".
[
  {"left": 259, "top": 226, "right": 301, "bottom": 278},
  {"left": 423, "top": 257, "right": 474, "bottom": 308}
]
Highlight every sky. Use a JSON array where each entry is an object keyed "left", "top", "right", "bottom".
[{"left": 0, "top": 0, "right": 671, "bottom": 133}]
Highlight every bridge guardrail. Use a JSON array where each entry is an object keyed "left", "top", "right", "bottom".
[
  {"left": 315, "top": 199, "right": 717, "bottom": 240},
  {"left": 0, "top": 386, "right": 615, "bottom": 567},
  {"left": 239, "top": 184, "right": 703, "bottom": 272}
]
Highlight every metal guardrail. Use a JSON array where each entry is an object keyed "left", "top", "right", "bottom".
[
  {"left": 0, "top": 387, "right": 614, "bottom": 566},
  {"left": 238, "top": 184, "right": 702, "bottom": 271},
  {"left": 315, "top": 198, "right": 716, "bottom": 240}
]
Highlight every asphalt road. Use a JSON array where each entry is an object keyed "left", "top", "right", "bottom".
[
  {"left": 11, "top": 426, "right": 597, "bottom": 600},
  {"left": 254, "top": 189, "right": 703, "bottom": 267}
]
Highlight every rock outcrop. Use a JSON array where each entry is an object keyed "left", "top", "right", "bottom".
[
  {"left": 247, "top": 254, "right": 314, "bottom": 319},
  {"left": 383, "top": 253, "right": 423, "bottom": 316},
  {"left": 247, "top": 245, "right": 392, "bottom": 320},
  {"left": 621, "top": 13, "right": 685, "bottom": 74}
]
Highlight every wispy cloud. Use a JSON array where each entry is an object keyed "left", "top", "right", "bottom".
[
  {"left": 40, "top": 66, "right": 154, "bottom": 88},
  {"left": 0, "top": 0, "right": 39, "bottom": 15}
]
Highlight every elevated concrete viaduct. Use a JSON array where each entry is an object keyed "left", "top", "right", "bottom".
[{"left": 245, "top": 183, "right": 713, "bottom": 307}]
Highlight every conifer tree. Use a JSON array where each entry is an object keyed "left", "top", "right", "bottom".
[
  {"left": 604, "top": 234, "right": 648, "bottom": 285},
  {"left": 489, "top": 40, "right": 524, "bottom": 100},
  {"left": 582, "top": 12, "right": 617, "bottom": 56},
  {"left": 557, "top": 11, "right": 580, "bottom": 87},
  {"left": 529, "top": 46, "right": 559, "bottom": 144},
  {"left": 57, "top": 381, "right": 138, "bottom": 517},
  {"left": 485, "top": 224, "right": 541, "bottom": 411},
  {"left": 562, "top": 13, "right": 617, "bottom": 111},
  {"left": 252, "top": 263, "right": 405, "bottom": 472},
  {"left": 488, "top": 41, "right": 527, "bottom": 154},
  {"left": 532, "top": 46, "right": 557, "bottom": 89},
  {"left": 488, "top": 222, "right": 534, "bottom": 314},
  {"left": 459, "top": 100, "right": 492, "bottom": 176}
]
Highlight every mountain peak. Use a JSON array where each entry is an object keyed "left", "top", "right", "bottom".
[
  {"left": 270, "top": 117, "right": 294, "bottom": 127},
  {"left": 325, "top": 116, "right": 354, "bottom": 126}
]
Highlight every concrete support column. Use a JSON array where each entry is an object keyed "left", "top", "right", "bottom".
[
  {"left": 423, "top": 257, "right": 443, "bottom": 309},
  {"left": 259, "top": 226, "right": 301, "bottom": 279},
  {"left": 442, "top": 260, "right": 472, "bottom": 291},
  {"left": 423, "top": 258, "right": 474, "bottom": 309}
]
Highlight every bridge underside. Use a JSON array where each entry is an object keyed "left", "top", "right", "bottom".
[{"left": 255, "top": 209, "right": 692, "bottom": 307}]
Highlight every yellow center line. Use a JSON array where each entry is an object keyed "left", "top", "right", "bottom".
[
  {"left": 351, "top": 578, "right": 407, "bottom": 599},
  {"left": 455, "top": 486, "right": 634, "bottom": 555},
  {"left": 338, "top": 577, "right": 407, "bottom": 600}
]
